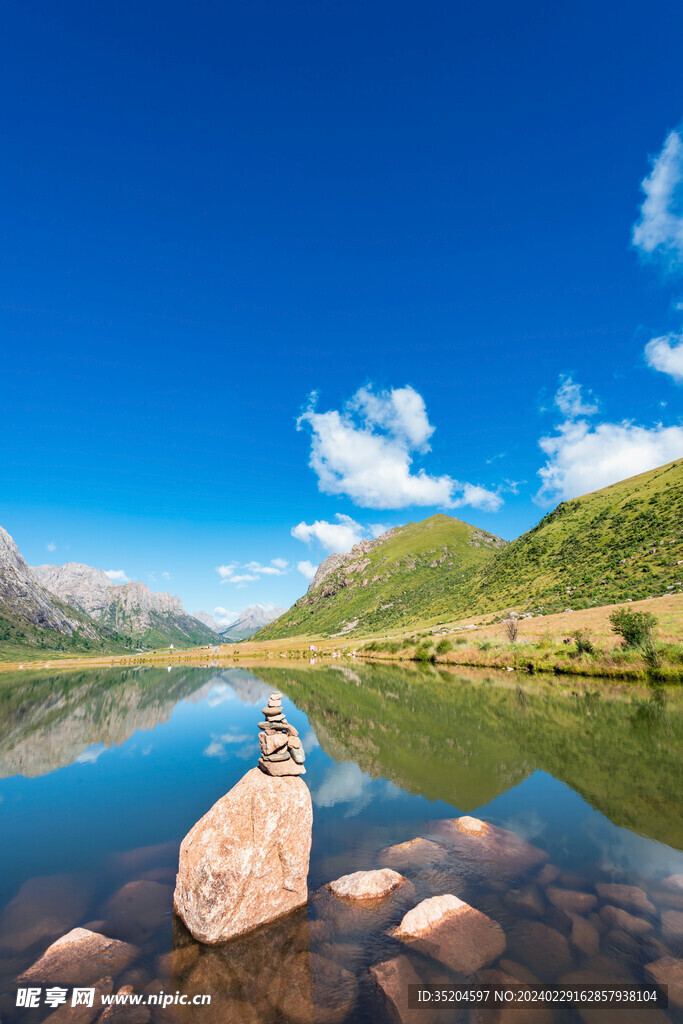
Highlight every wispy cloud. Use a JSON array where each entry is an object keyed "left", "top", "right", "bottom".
[
  {"left": 213, "top": 606, "right": 240, "bottom": 626},
  {"left": 633, "top": 126, "right": 683, "bottom": 270},
  {"left": 536, "top": 377, "right": 683, "bottom": 503},
  {"left": 216, "top": 559, "right": 288, "bottom": 585},
  {"left": 104, "top": 569, "right": 129, "bottom": 584},
  {"left": 554, "top": 375, "right": 598, "bottom": 418},
  {"left": 645, "top": 332, "right": 683, "bottom": 383},
  {"left": 297, "top": 384, "right": 502, "bottom": 511},
  {"left": 46, "top": 541, "right": 56, "bottom": 552}
]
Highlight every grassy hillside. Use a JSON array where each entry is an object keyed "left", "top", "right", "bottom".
[
  {"left": 0, "top": 600, "right": 133, "bottom": 661},
  {"left": 257, "top": 460, "right": 683, "bottom": 641},
  {"left": 466, "top": 458, "right": 683, "bottom": 616},
  {"left": 257, "top": 514, "right": 506, "bottom": 640}
]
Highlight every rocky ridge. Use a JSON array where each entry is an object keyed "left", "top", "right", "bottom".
[
  {"left": 31, "top": 562, "right": 215, "bottom": 648},
  {"left": 217, "top": 604, "right": 286, "bottom": 641}
]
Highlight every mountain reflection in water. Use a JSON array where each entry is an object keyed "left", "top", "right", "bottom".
[{"left": 0, "top": 663, "right": 681, "bottom": 1024}]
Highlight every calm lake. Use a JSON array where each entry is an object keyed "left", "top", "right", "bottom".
[{"left": 0, "top": 662, "right": 682, "bottom": 1023}]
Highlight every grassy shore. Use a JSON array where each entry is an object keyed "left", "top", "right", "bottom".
[{"left": 1, "top": 593, "right": 681, "bottom": 681}]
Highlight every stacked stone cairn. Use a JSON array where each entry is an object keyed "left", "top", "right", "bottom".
[{"left": 258, "top": 692, "right": 306, "bottom": 776}]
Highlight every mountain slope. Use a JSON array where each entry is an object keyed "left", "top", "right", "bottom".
[
  {"left": 256, "top": 460, "right": 683, "bottom": 641},
  {"left": 32, "top": 563, "right": 217, "bottom": 649},
  {"left": 462, "top": 458, "right": 683, "bottom": 615},
  {"left": 255, "top": 515, "right": 506, "bottom": 640},
  {"left": 0, "top": 528, "right": 130, "bottom": 658},
  {"left": 218, "top": 605, "right": 287, "bottom": 641}
]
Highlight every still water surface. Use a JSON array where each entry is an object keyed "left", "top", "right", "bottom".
[{"left": 0, "top": 662, "right": 681, "bottom": 1022}]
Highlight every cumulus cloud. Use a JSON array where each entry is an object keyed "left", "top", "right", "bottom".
[
  {"left": 297, "top": 560, "right": 317, "bottom": 580},
  {"left": 104, "top": 569, "right": 128, "bottom": 584},
  {"left": 297, "top": 384, "right": 502, "bottom": 511},
  {"left": 291, "top": 513, "right": 365, "bottom": 553},
  {"left": 645, "top": 332, "right": 683, "bottom": 383},
  {"left": 632, "top": 127, "right": 683, "bottom": 268},
  {"left": 216, "top": 559, "right": 288, "bottom": 585},
  {"left": 537, "top": 378, "right": 683, "bottom": 502}
]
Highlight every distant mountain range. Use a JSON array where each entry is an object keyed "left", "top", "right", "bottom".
[
  {"left": 256, "top": 459, "right": 683, "bottom": 640},
  {"left": 216, "top": 605, "right": 286, "bottom": 641},
  {"left": 31, "top": 561, "right": 217, "bottom": 650},
  {"left": 0, "top": 526, "right": 217, "bottom": 657}
]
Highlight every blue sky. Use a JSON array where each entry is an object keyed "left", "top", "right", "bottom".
[{"left": 2, "top": 0, "right": 683, "bottom": 622}]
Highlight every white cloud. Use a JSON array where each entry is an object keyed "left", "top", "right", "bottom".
[
  {"left": 645, "top": 332, "right": 683, "bottom": 383},
  {"left": 216, "top": 559, "right": 287, "bottom": 584},
  {"left": 297, "top": 560, "right": 317, "bottom": 580},
  {"left": 297, "top": 384, "right": 502, "bottom": 511},
  {"left": 554, "top": 376, "right": 599, "bottom": 418},
  {"left": 537, "top": 381, "right": 683, "bottom": 502},
  {"left": 46, "top": 541, "right": 56, "bottom": 552},
  {"left": 105, "top": 569, "right": 129, "bottom": 584},
  {"left": 291, "top": 513, "right": 365, "bottom": 553},
  {"left": 162, "top": 571, "right": 171, "bottom": 579},
  {"left": 213, "top": 606, "right": 240, "bottom": 626},
  {"left": 632, "top": 127, "right": 683, "bottom": 268}
]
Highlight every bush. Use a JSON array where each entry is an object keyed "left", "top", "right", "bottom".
[
  {"left": 476, "top": 639, "right": 493, "bottom": 651},
  {"left": 573, "top": 629, "right": 594, "bottom": 655},
  {"left": 435, "top": 638, "right": 452, "bottom": 655},
  {"left": 504, "top": 618, "right": 519, "bottom": 642},
  {"left": 609, "top": 609, "right": 658, "bottom": 648},
  {"left": 415, "top": 643, "right": 436, "bottom": 663}
]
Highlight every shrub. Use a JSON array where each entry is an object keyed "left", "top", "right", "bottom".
[
  {"left": 573, "top": 629, "right": 594, "bottom": 655},
  {"left": 609, "top": 608, "right": 658, "bottom": 648},
  {"left": 415, "top": 643, "right": 436, "bottom": 663},
  {"left": 435, "top": 638, "right": 452, "bottom": 655},
  {"left": 476, "top": 639, "right": 493, "bottom": 651}
]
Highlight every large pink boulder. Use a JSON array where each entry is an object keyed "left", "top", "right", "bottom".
[
  {"left": 392, "top": 894, "right": 506, "bottom": 975},
  {"left": 174, "top": 767, "right": 312, "bottom": 944}
]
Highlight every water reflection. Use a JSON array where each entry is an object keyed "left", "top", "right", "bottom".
[{"left": 0, "top": 663, "right": 681, "bottom": 1023}]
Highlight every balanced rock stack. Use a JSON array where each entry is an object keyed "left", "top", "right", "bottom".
[{"left": 258, "top": 692, "right": 306, "bottom": 776}]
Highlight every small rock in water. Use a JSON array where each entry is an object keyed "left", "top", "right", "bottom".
[
  {"left": 595, "top": 883, "right": 655, "bottom": 916},
  {"left": 370, "top": 955, "right": 425, "bottom": 1024},
  {"left": 645, "top": 956, "right": 683, "bottom": 1010},
  {"left": 377, "top": 837, "right": 448, "bottom": 870},
  {"left": 0, "top": 873, "right": 91, "bottom": 954},
  {"left": 662, "top": 909, "right": 683, "bottom": 942},
  {"left": 600, "top": 904, "right": 652, "bottom": 936},
  {"left": 19, "top": 928, "right": 138, "bottom": 986},
  {"left": 660, "top": 873, "right": 683, "bottom": 894},
  {"left": 392, "top": 894, "right": 506, "bottom": 975},
  {"left": 328, "top": 868, "right": 406, "bottom": 901},
  {"left": 427, "top": 815, "right": 549, "bottom": 877},
  {"left": 546, "top": 886, "right": 597, "bottom": 915},
  {"left": 504, "top": 884, "right": 545, "bottom": 918},
  {"left": 507, "top": 920, "right": 573, "bottom": 981},
  {"left": 567, "top": 912, "right": 600, "bottom": 956}
]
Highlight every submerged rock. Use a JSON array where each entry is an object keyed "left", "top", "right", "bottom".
[
  {"left": 377, "top": 837, "right": 448, "bottom": 870},
  {"left": 567, "top": 912, "right": 600, "bottom": 956},
  {"left": 19, "top": 928, "right": 138, "bottom": 986},
  {"left": 328, "top": 868, "right": 406, "bottom": 901},
  {"left": 174, "top": 766, "right": 312, "bottom": 943},
  {"left": 392, "top": 894, "right": 506, "bottom": 975},
  {"left": 645, "top": 956, "right": 683, "bottom": 1010},
  {"left": 507, "top": 920, "right": 573, "bottom": 981},
  {"left": 44, "top": 976, "right": 114, "bottom": 1024},
  {"left": 370, "top": 955, "right": 425, "bottom": 1024},
  {"left": 600, "top": 904, "right": 652, "bottom": 936},
  {"left": 427, "top": 815, "right": 548, "bottom": 878},
  {"left": 595, "top": 883, "right": 655, "bottom": 916},
  {"left": 104, "top": 880, "right": 173, "bottom": 941},
  {"left": 546, "top": 886, "right": 597, "bottom": 914},
  {"left": 0, "top": 873, "right": 90, "bottom": 954}
]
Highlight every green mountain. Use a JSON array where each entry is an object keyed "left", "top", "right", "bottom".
[
  {"left": 465, "top": 458, "right": 683, "bottom": 616},
  {"left": 255, "top": 514, "right": 507, "bottom": 640},
  {"left": 257, "top": 460, "right": 683, "bottom": 640}
]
